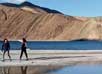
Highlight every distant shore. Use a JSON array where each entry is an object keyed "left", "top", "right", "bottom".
[
  {"left": 0, "top": 39, "right": 70, "bottom": 42},
  {"left": 0, "top": 50, "right": 102, "bottom": 66},
  {"left": 0, "top": 38, "right": 101, "bottom": 42}
]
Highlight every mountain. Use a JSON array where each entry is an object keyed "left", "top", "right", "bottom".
[
  {"left": 1, "top": 1, "right": 62, "bottom": 14},
  {"left": 0, "top": 2, "right": 102, "bottom": 40}
]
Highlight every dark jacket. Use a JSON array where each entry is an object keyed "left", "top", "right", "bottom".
[
  {"left": 2, "top": 42, "right": 10, "bottom": 51},
  {"left": 21, "top": 42, "right": 27, "bottom": 50}
]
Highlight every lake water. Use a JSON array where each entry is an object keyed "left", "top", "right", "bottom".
[
  {"left": 0, "top": 64, "right": 102, "bottom": 74},
  {"left": 0, "top": 66, "right": 62, "bottom": 74},
  {"left": 50, "top": 64, "right": 102, "bottom": 74},
  {"left": 0, "top": 40, "right": 102, "bottom": 50}
]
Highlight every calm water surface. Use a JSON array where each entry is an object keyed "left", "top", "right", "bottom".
[
  {"left": 0, "top": 40, "right": 102, "bottom": 50},
  {"left": 0, "top": 66, "right": 62, "bottom": 74},
  {"left": 1, "top": 64, "right": 102, "bottom": 74},
  {"left": 50, "top": 64, "right": 102, "bottom": 74}
]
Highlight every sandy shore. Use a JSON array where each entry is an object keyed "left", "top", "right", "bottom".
[{"left": 0, "top": 50, "right": 102, "bottom": 66}]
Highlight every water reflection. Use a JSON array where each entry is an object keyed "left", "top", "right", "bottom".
[
  {"left": 0, "top": 66, "right": 62, "bottom": 74},
  {"left": 1, "top": 67, "right": 10, "bottom": 74},
  {"left": 0, "top": 66, "right": 28, "bottom": 74},
  {"left": 21, "top": 66, "right": 28, "bottom": 74}
]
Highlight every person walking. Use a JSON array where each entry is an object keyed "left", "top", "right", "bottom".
[
  {"left": 20, "top": 38, "right": 28, "bottom": 60},
  {"left": 2, "top": 38, "right": 11, "bottom": 61}
]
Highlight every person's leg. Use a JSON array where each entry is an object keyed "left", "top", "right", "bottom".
[
  {"left": 20, "top": 50, "right": 23, "bottom": 60},
  {"left": 24, "top": 50, "right": 28, "bottom": 60},
  {"left": 7, "top": 50, "right": 11, "bottom": 61},
  {"left": 3, "top": 50, "right": 6, "bottom": 61}
]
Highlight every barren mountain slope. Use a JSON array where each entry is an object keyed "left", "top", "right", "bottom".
[{"left": 0, "top": 2, "right": 102, "bottom": 40}]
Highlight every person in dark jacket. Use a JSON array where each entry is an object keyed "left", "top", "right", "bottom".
[
  {"left": 20, "top": 38, "right": 28, "bottom": 60},
  {"left": 2, "top": 38, "right": 11, "bottom": 61}
]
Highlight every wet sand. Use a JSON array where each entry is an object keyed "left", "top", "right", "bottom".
[
  {"left": 0, "top": 50, "right": 102, "bottom": 66},
  {"left": 0, "top": 66, "right": 64, "bottom": 74},
  {"left": 0, "top": 50, "right": 102, "bottom": 74}
]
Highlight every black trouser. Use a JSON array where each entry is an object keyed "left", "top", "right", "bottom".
[
  {"left": 3, "top": 50, "right": 11, "bottom": 60},
  {"left": 20, "top": 49, "right": 28, "bottom": 60}
]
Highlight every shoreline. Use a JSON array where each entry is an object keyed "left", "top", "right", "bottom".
[
  {"left": 0, "top": 39, "right": 101, "bottom": 42},
  {"left": 0, "top": 50, "right": 102, "bottom": 66},
  {"left": 0, "top": 39, "right": 70, "bottom": 41}
]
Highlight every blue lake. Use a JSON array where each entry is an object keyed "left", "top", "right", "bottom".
[
  {"left": 50, "top": 64, "right": 102, "bottom": 74},
  {"left": 0, "top": 40, "right": 102, "bottom": 50},
  {"left": 1, "top": 65, "right": 102, "bottom": 74}
]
